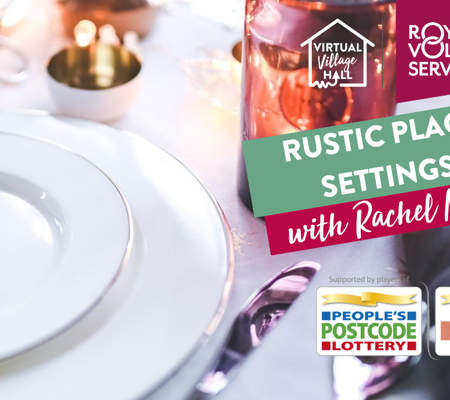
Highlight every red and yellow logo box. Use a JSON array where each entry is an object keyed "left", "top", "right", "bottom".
[
  {"left": 435, "top": 287, "right": 450, "bottom": 356},
  {"left": 317, "top": 287, "right": 422, "bottom": 356}
]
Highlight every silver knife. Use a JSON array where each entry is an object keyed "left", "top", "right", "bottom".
[{"left": 188, "top": 261, "right": 320, "bottom": 400}]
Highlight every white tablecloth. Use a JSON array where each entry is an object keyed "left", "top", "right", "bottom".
[{"left": 0, "top": 2, "right": 447, "bottom": 399}]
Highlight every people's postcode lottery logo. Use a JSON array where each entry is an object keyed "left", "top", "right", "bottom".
[{"left": 317, "top": 287, "right": 422, "bottom": 356}]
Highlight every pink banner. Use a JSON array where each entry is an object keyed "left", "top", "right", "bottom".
[{"left": 266, "top": 186, "right": 450, "bottom": 255}]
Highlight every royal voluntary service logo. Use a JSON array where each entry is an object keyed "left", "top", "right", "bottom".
[
  {"left": 317, "top": 287, "right": 421, "bottom": 356},
  {"left": 397, "top": 0, "right": 450, "bottom": 102}
]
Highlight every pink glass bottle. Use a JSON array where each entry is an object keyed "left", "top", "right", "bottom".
[{"left": 238, "top": 0, "right": 396, "bottom": 210}]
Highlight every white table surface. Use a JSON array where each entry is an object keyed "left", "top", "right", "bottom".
[{"left": 0, "top": 2, "right": 447, "bottom": 399}]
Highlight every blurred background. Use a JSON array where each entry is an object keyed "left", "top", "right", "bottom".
[{"left": 0, "top": 1, "right": 449, "bottom": 399}]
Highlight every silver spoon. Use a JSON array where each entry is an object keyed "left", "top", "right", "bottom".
[
  {"left": 188, "top": 261, "right": 320, "bottom": 400},
  {"left": 333, "top": 300, "right": 426, "bottom": 400},
  {"left": 333, "top": 346, "right": 421, "bottom": 400}
]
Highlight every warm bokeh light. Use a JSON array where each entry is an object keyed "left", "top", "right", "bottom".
[
  {"left": 98, "top": 24, "right": 119, "bottom": 45},
  {"left": 74, "top": 19, "right": 96, "bottom": 47},
  {"left": 1, "top": 0, "right": 32, "bottom": 28}
]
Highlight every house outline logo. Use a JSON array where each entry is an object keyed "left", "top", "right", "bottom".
[{"left": 301, "top": 19, "right": 375, "bottom": 88}]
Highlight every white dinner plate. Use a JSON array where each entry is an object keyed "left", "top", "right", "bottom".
[
  {"left": 0, "top": 110, "right": 233, "bottom": 400},
  {"left": 0, "top": 133, "right": 131, "bottom": 361}
]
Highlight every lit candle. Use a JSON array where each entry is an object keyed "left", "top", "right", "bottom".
[{"left": 47, "top": 19, "right": 143, "bottom": 122}]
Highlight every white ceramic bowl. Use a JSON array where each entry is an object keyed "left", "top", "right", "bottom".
[{"left": 46, "top": 43, "right": 142, "bottom": 122}]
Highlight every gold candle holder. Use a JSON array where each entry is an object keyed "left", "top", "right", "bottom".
[
  {"left": 46, "top": 21, "right": 142, "bottom": 122},
  {"left": 47, "top": 43, "right": 141, "bottom": 90}
]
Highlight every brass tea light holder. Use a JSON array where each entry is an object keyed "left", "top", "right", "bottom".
[{"left": 46, "top": 20, "right": 142, "bottom": 122}]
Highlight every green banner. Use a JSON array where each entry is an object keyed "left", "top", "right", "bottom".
[{"left": 243, "top": 107, "right": 450, "bottom": 217}]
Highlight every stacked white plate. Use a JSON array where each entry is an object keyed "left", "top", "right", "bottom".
[{"left": 0, "top": 111, "right": 233, "bottom": 400}]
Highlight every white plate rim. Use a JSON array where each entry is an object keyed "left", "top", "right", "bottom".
[
  {"left": 133, "top": 138, "right": 235, "bottom": 398},
  {"left": 0, "top": 129, "right": 134, "bottom": 361},
  {"left": 139, "top": 197, "right": 235, "bottom": 399},
  {"left": 0, "top": 108, "right": 235, "bottom": 397}
]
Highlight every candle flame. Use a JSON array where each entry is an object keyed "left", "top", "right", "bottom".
[{"left": 74, "top": 20, "right": 97, "bottom": 47}]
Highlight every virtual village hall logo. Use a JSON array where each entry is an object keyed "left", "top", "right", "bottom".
[
  {"left": 301, "top": 19, "right": 374, "bottom": 88},
  {"left": 317, "top": 287, "right": 422, "bottom": 356}
]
